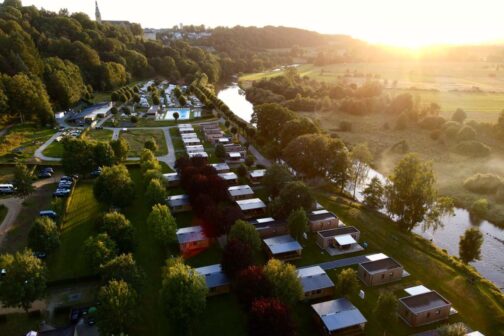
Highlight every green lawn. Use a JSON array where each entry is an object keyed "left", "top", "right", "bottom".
[
  {"left": 0, "top": 313, "right": 42, "bottom": 336},
  {"left": 0, "top": 166, "right": 14, "bottom": 183},
  {"left": 42, "top": 141, "right": 64, "bottom": 158},
  {"left": 0, "top": 204, "right": 7, "bottom": 224},
  {"left": 0, "top": 123, "right": 56, "bottom": 163},
  {"left": 120, "top": 129, "right": 168, "bottom": 157},
  {"left": 135, "top": 115, "right": 216, "bottom": 127},
  {"left": 85, "top": 129, "right": 113, "bottom": 142},
  {"left": 47, "top": 181, "right": 102, "bottom": 281}
]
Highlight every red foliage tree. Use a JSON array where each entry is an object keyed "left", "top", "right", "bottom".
[
  {"left": 221, "top": 239, "right": 253, "bottom": 278},
  {"left": 234, "top": 266, "right": 272, "bottom": 309},
  {"left": 249, "top": 298, "right": 295, "bottom": 336}
]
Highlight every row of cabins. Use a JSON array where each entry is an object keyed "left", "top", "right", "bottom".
[
  {"left": 201, "top": 122, "right": 225, "bottom": 142},
  {"left": 179, "top": 124, "right": 210, "bottom": 159}
]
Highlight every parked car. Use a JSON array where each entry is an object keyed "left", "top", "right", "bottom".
[
  {"left": 0, "top": 184, "right": 15, "bottom": 194},
  {"left": 41, "top": 167, "right": 54, "bottom": 174},
  {"left": 60, "top": 176, "right": 75, "bottom": 182},
  {"left": 90, "top": 168, "right": 102, "bottom": 177},
  {"left": 33, "top": 251, "right": 47, "bottom": 259},
  {"left": 53, "top": 189, "right": 70, "bottom": 197},
  {"left": 38, "top": 171, "right": 52, "bottom": 179},
  {"left": 39, "top": 210, "right": 57, "bottom": 219},
  {"left": 59, "top": 180, "right": 73, "bottom": 187}
]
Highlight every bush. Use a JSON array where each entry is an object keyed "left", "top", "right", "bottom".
[
  {"left": 471, "top": 198, "right": 489, "bottom": 217},
  {"left": 454, "top": 141, "right": 491, "bottom": 157},
  {"left": 456, "top": 125, "right": 477, "bottom": 142},
  {"left": 430, "top": 130, "right": 441, "bottom": 140},
  {"left": 451, "top": 108, "right": 467, "bottom": 123},
  {"left": 463, "top": 173, "right": 503, "bottom": 194},
  {"left": 130, "top": 116, "right": 138, "bottom": 123},
  {"left": 419, "top": 116, "right": 446, "bottom": 130},
  {"left": 443, "top": 121, "right": 462, "bottom": 138},
  {"left": 339, "top": 121, "right": 352, "bottom": 132}
]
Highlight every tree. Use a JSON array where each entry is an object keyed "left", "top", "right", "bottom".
[
  {"left": 287, "top": 208, "right": 308, "bottom": 241},
  {"left": 100, "top": 211, "right": 134, "bottom": 252},
  {"left": 84, "top": 233, "right": 117, "bottom": 271},
  {"left": 263, "top": 259, "right": 303, "bottom": 305},
  {"left": 28, "top": 217, "right": 60, "bottom": 254},
  {"left": 437, "top": 323, "right": 468, "bottom": 336},
  {"left": 263, "top": 164, "right": 292, "bottom": 198},
  {"left": 386, "top": 154, "right": 449, "bottom": 231},
  {"left": 43, "top": 57, "right": 86, "bottom": 110},
  {"left": 374, "top": 291, "right": 397, "bottom": 334},
  {"left": 228, "top": 220, "right": 261, "bottom": 253},
  {"left": 254, "top": 103, "right": 296, "bottom": 143},
  {"left": 234, "top": 266, "right": 272, "bottom": 309},
  {"left": 221, "top": 239, "right": 254, "bottom": 278},
  {"left": 93, "top": 141, "right": 115, "bottom": 167},
  {"left": 470, "top": 198, "right": 488, "bottom": 218},
  {"left": 459, "top": 227, "right": 483, "bottom": 263},
  {"left": 110, "top": 138, "right": 129, "bottom": 162},
  {"left": 237, "top": 164, "right": 248, "bottom": 178},
  {"left": 160, "top": 258, "right": 208, "bottom": 327},
  {"left": 215, "top": 143, "right": 226, "bottom": 160},
  {"left": 94, "top": 165, "right": 135, "bottom": 207},
  {"left": 249, "top": 298, "right": 295, "bottom": 336},
  {"left": 0, "top": 249, "right": 46, "bottom": 312},
  {"left": 147, "top": 204, "right": 177, "bottom": 245},
  {"left": 144, "top": 137, "right": 158, "bottom": 153},
  {"left": 145, "top": 178, "right": 167, "bottom": 206},
  {"left": 271, "top": 181, "right": 314, "bottom": 219},
  {"left": 279, "top": 117, "right": 319, "bottom": 147},
  {"left": 62, "top": 138, "right": 95, "bottom": 175},
  {"left": 97, "top": 280, "right": 138, "bottom": 335},
  {"left": 140, "top": 149, "right": 161, "bottom": 173},
  {"left": 13, "top": 163, "right": 34, "bottom": 196},
  {"left": 350, "top": 143, "right": 372, "bottom": 197},
  {"left": 363, "top": 177, "right": 384, "bottom": 210},
  {"left": 335, "top": 268, "right": 360, "bottom": 297},
  {"left": 173, "top": 111, "right": 179, "bottom": 123},
  {"left": 451, "top": 108, "right": 467, "bottom": 124},
  {"left": 100, "top": 254, "right": 142, "bottom": 288}
]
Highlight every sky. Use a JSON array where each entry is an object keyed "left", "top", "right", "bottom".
[{"left": 20, "top": 0, "right": 504, "bottom": 47}]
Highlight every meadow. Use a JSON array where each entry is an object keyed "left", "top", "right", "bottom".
[
  {"left": 120, "top": 129, "right": 168, "bottom": 157},
  {"left": 240, "top": 61, "right": 504, "bottom": 122},
  {"left": 0, "top": 123, "right": 56, "bottom": 163}
]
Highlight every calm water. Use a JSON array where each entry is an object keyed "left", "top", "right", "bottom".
[
  {"left": 217, "top": 83, "right": 254, "bottom": 123},
  {"left": 218, "top": 82, "right": 504, "bottom": 289},
  {"left": 354, "top": 169, "right": 504, "bottom": 290}
]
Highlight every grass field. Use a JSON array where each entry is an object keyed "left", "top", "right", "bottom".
[
  {"left": 85, "top": 129, "right": 113, "bottom": 142},
  {"left": 120, "top": 129, "right": 168, "bottom": 157},
  {"left": 42, "top": 141, "right": 64, "bottom": 158},
  {"left": 0, "top": 123, "right": 56, "bottom": 163},
  {"left": 240, "top": 62, "right": 504, "bottom": 121},
  {"left": 47, "top": 181, "right": 102, "bottom": 281}
]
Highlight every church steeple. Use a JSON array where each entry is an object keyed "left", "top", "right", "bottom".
[{"left": 95, "top": 1, "right": 102, "bottom": 23}]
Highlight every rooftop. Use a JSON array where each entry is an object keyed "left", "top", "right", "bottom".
[
  {"left": 400, "top": 291, "right": 451, "bottom": 314},
  {"left": 359, "top": 257, "right": 402, "bottom": 274},
  {"left": 211, "top": 163, "right": 230, "bottom": 171},
  {"left": 218, "top": 172, "right": 238, "bottom": 180},
  {"left": 176, "top": 225, "right": 206, "bottom": 244},
  {"left": 308, "top": 209, "right": 338, "bottom": 222},
  {"left": 181, "top": 132, "right": 199, "bottom": 139},
  {"left": 297, "top": 266, "right": 334, "bottom": 292},
  {"left": 334, "top": 234, "right": 357, "bottom": 246},
  {"left": 162, "top": 173, "right": 179, "bottom": 182},
  {"left": 236, "top": 198, "right": 266, "bottom": 211},
  {"left": 228, "top": 152, "right": 242, "bottom": 158},
  {"left": 318, "top": 226, "right": 359, "bottom": 238},
  {"left": 185, "top": 145, "right": 205, "bottom": 153},
  {"left": 195, "top": 264, "right": 230, "bottom": 289},
  {"left": 188, "top": 151, "right": 208, "bottom": 158},
  {"left": 249, "top": 169, "right": 266, "bottom": 178},
  {"left": 263, "top": 234, "right": 302, "bottom": 255},
  {"left": 249, "top": 217, "right": 285, "bottom": 228},
  {"left": 311, "top": 298, "right": 367, "bottom": 332},
  {"left": 228, "top": 185, "right": 254, "bottom": 197},
  {"left": 167, "top": 194, "right": 190, "bottom": 207}
]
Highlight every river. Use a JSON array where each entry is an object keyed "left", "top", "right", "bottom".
[{"left": 217, "top": 83, "right": 504, "bottom": 290}]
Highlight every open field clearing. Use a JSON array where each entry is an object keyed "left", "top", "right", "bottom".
[
  {"left": 120, "top": 129, "right": 167, "bottom": 157},
  {"left": 84, "top": 128, "right": 113, "bottom": 142},
  {"left": 0, "top": 124, "right": 56, "bottom": 163}
]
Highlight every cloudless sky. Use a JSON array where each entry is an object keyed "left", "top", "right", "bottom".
[{"left": 20, "top": 0, "right": 504, "bottom": 47}]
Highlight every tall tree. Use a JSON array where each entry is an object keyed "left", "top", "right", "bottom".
[
  {"left": 374, "top": 291, "right": 397, "bottom": 335},
  {"left": 249, "top": 298, "right": 295, "bottom": 336},
  {"left": 253, "top": 103, "right": 296, "bottom": 143},
  {"left": 28, "top": 217, "right": 60, "bottom": 254},
  {"left": 263, "top": 259, "right": 303, "bottom": 305},
  {"left": 228, "top": 220, "right": 261, "bottom": 253},
  {"left": 262, "top": 163, "right": 292, "bottom": 198},
  {"left": 270, "top": 181, "right": 314, "bottom": 219},
  {"left": 100, "top": 253, "right": 142, "bottom": 289},
  {"left": 97, "top": 280, "right": 138, "bottom": 335},
  {"left": 459, "top": 227, "right": 484, "bottom": 264},
  {"left": 13, "top": 163, "right": 34, "bottom": 196},
  {"left": 110, "top": 138, "right": 129, "bottom": 162},
  {"left": 234, "top": 266, "right": 273, "bottom": 309},
  {"left": 147, "top": 204, "right": 177, "bottom": 245},
  {"left": 145, "top": 178, "right": 167, "bottom": 206},
  {"left": 385, "top": 154, "right": 452, "bottom": 231},
  {"left": 362, "top": 176, "right": 384, "bottom": 210},
  {"left": 62, "top": 138, "right": 96, "bottom": 175},
  {"left": 84, "top": 233, "right": 117, "bottom": 271},
  {"left": 100, "top": 211, "right": 134, "bottom": 253},
  {"left": 160, "top": 258, "right": 208, "bottom": 327},
  {"left": 0, "top": 249, "right": 47, "bottom": 312},
  {"left": 287, "top": 208, "right": 308, "bottom": 241},
  {"left": 437, "top": 323, "right": 468, "bottom": 336},
  {"left": 335, "top": 268, "right": 360, "bottom": 297},
  {"left": 221, "top": 239, "right": 254, "bottom": 278},
  {"left": 94, "top": 165, "right": 135, "bottom": 207},
  {"left": 350, "top": 143, "right": 372, "bottom": 197}
]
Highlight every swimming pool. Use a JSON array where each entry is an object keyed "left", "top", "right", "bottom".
[{"left": 157, "top": 108, "right": 191, "bottom": 120}]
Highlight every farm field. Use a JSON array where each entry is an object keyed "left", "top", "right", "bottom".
[
  {"left": 120, "top": 129, "right": 168, "bottom": 157},
  {"left": 0, "top": 124, "right": 56, "bottom": 163},
  {"left": 240, "top": 62, "right": 504, "bottom": 121}
]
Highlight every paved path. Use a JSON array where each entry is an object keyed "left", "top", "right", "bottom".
[
  {"left": 111, "top": 128, "right": 120, "bottom": 140},
  {"left": 34, "top": 132, "right": 63, "bottom": 162},
  {"left": 161, "top": 127, "right": 176, "bottom": 168}
]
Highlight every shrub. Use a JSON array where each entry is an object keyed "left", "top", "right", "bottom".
[
  {"left": 471, "top": 198, "right": 489, "bottom": 217},
  {"left": 130, "top": 116, "right": 138, "bottom": 123},
  {"left": 419, "top": 116, "right": 446, "bottom": 130},
  {"left": 463, "top": 173, "right": 503, "bottom": 194},
  {"left": 454, "top": 141, "right": 491, "bottom": 157},
  {"left": 443, "top": 121, "right": 462, "bottom": 138},
  {"left": 339, "top": 121, "right": 352, "bottom": 132},
  {"left": 456, "top": 125, "right": 477, "bottom": 142},
  {"left": 430, "top": 130, "right": 441, "bottom": 140},
  {"left": 451, "top": 108, "right": 467, "bottom": 123}
]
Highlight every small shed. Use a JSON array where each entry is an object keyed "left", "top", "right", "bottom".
[
  {"left": 188, "top": 151, "right": 209, "bottom": 159},
  {"left": 227, "top": 185, "right": 254, "bottom": 201},
  {"left": 297, "top": 266, "right": 335, "bottom": 300},
  {"left": 248, "top": 217, "right": 287, "bottom": 238},
  {"left": 210, "top": 163, "right": 230, "bottom": 173},
  {"left": 358, "top": 257, "right": 404, "bottom": 287},
  {"left": 162, "top": 172, "right": 180, "bottom": 187},
  {"left": 195, "top": 264, "right": 231, "bottom": 296},
  {"left": 249, "top": 169, "right": 266, "bottom": 184},
  {"left": 185, "top": 145, "right": 205, "bottom": 153},
  {"left": 218, "top": 172, "right": 238, "bottom": 185},
  {"left": 398, "top": 290, "right": 452, "bottom": 327},
  {"left": 236, "top": 198, "right": 267, "bottom": 218},
  {"left": 311, "top": 298, "right": 367, "bottom": 336},
  {"left": 316, "top": 226, "right": 360, "bottom": 249},
  {"left": 263, "top": 234, "right": 302, "bottom": 261},
  {"left": 166, "top": 194, "right": 192, "bottom": 213},
  {"left": 183, "top": 138, "right": 201, "bottom": 146},
  {"left": 176, "top": 226, "right": 210, "bottom": 257},
  {"left": 308, "top": 210, "right": 340, "bottom": 232},
  {"left": 181, "top": 132, "right": 199, "bottom": 139}
]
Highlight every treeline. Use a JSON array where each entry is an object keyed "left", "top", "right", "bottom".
[{"left": 0, "top": 0, "right": 220, "bottom": 124}]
